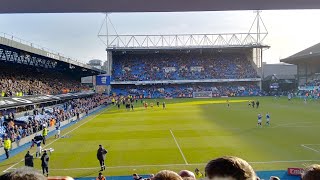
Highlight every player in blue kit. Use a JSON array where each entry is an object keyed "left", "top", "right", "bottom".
[
  {"left": 257, "top": 113, "right": 262, "bottom": 127},
  {"left": 266, "top": 113, "right": 270, "bottom": 126}
]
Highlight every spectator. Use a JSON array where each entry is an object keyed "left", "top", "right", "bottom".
[
  {"left": 0, "top": 167, "right": 46, "bottom": 180},
  {"left": 205, "top": 156, "right": 259, "bottom": 180},
  {"left": 302, "top": 164, "right": 320, "bottom": 180},
  {"left": 194, "top": 168, "right": 203, "bottom": 179},
  {"left": 133, "top": 173, "right": 143, "bottom": 180},
  {"left": 41, "top": 150, "right": 49, "bottom": 177},
  {"left": 178, "top": 170, "right": 196, "bottom": 179},
  {"left": 3, "top": 136, "right": 11, "bottom": 159},
  {"left": 269, "top": 176, "right": 280, "bottom": 180},
  {"left": 154, "top": 170, "right": 183, "bottom": 180},
  {"left": 25, "top": 151, "right": 34, "bottom": 167},
  {"left": 96, "top": 172, "right": 106, "bottom": 180}
]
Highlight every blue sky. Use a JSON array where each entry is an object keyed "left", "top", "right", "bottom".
[{"left": 0, "top": 10, "right": 320, "bottom": 64}]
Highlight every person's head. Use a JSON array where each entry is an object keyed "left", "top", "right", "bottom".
[
  {"left": 178, "top": 170, "right": 195, "bottom": 179},
  {"left": 269, "top": 176, "right": 280, "bottom": 180},
  {"left": 99, "top": 145, "right": 102, "bottom": 148},
  {"left": 133, "top": 173, "right": 140, "bottom": 179},
  {"left": 99, "top": 172, "right": 103, "bottom": 177},
  {"left": 0, "top": 167, "right": 46, "bottom": 180},
  {"left": 205, "top": 156, "right": 258, "bottom": 180},
  {"left": 181, "top": 177, "right": 195, "bottom": 180},
  {"left": 302, "top": 164, "right": 320, "bottom": 180},
  {"left": 195, "top": 168, "right": 200, "bottom": 173},
  {"left": 26, "top": 151, "right": 30, "bottom": 155},
  {"left": 153, "top": 170, "right": 183, "bottom": 180}
]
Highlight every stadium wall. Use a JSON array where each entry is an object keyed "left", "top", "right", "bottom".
[{"left": 0, "top": 105, "right": 104, "bottom": 156}]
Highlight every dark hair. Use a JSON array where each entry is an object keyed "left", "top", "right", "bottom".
[
  {"left": 302, "top": 164, "right": 320, "bottom": 180},
  {"left": 0, "top": 167, "right": 46, "bottom": 180},
  {"left": 205, "top": 156, "right": 257, "bottom": 180},
  {"left": 178, "top": 170, "right": 195, "bottom": 178},
  {"left": 269, "top": 176, "right": 280, "bottom": 180}
]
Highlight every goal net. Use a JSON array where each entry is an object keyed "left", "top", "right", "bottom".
[{"left": 192, "top": 91, "right": 213, "bottom": 98}]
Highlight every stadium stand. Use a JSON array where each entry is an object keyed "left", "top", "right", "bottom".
[
  {"left": 0, "top": 62, "right": 89, "bottom": 97},
  {"left": 112, "top": 52, "right": 259, "bottom": 81},
  {"left": 0, "top": 94, "right": 108, "bottom": 146},
  {"left": 111, "top": 51, "right": 261, "bottom": 97},
  {"left": 112, "top": 83, "right": 261, "bottom": 98}
]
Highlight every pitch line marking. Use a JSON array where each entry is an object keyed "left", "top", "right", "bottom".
[
  {"left": 169, "top": 129, "right": 188, "bottom": 165},
  {"left": 3, "top": 106, "right": 112, "bottom": 173},
  {"left": 272, "top": 122, "right": 313, "bottom": 128},
  {"left": 8, "top": 159, "right": 320, "bottom": 171},
  {"left": 301, "top": 144, "right": 320, "bottom": 154}
]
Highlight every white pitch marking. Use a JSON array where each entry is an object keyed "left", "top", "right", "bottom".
[
  {"left": 301, "top": 144, "right": 320, "bottom": 153},
  {"left": 3, "top": 106, "right": 111, "bottom": 173},
  {"left": 8, "top": 159, "right": 320, "bottom": 171},
  {"left": 272, "top": 122, "right": 313, "bottom": 128},
  {"left": 169, "top": 129, "right": 188, "bottom": 165}
]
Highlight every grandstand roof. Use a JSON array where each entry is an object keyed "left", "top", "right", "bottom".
[
  {"left": 109, "top": 45, "right": 269, "bottom": 53},
  {"left": 0, "top": 34, "right": 105, "bottom": 75},
  {"left": 281, "top": 43, "right": 320, "bottom": 64},
  {"left": 110, "top": 47, "right": 258, "bottom": 55},
  {"left": 1, "top": 0, "right": 320, "bottom": 13}
]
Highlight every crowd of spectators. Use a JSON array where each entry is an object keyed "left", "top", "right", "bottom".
[
  {"left": 112, "top": 83, "right": 261, "bottom": 98},
  {"left": 130, "top": 156, "right": 319, "bottom": 180},
  {"left": 297, "top": 79, "right": 320, "bottom": 98},
  {"left": 0, "top": 94, "right": 108, "bottom": 146},
  {"left": 1, "top": 155, "right": 319, "bottom": 179},
  {"left": 112, "top": 52, "right": 259, "bottom": 81},
  {"left": 0, "top": 63, "right": 88, "bottom": 97}
]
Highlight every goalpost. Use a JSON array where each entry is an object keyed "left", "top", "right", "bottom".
[{"left": 192, "top": 91, "right": 213, "bottom": 98}]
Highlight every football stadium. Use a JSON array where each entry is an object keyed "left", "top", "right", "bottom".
[{"left": 1, "top": 2, "right": 320, "bottom": 180}]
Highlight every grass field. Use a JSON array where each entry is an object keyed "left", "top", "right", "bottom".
[{"left": 0, "top": 97, "right": 320, "bottom": 178}]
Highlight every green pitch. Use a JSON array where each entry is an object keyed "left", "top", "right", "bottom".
[{"left": 1, "top": 97, "right": 320, "bottom": 177}]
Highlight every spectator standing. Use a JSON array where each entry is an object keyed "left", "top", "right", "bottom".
[
  {"left": 24, "top": 151, "right": 34, "bottom": 167},
  {"left": 41, "top": 150, "right": 49, "bottom": 177},
  {"left": 97, "top": 145, "right": 108, "bottom": 171},
  {"left": 3, "top": 136, "right": 11, "bottom": 159},
  {"left": 42, "top": 125, "right": 48, "bottom": 145},
  {"left": 55, "top": 120, "right": 61, "bottom": 138}
]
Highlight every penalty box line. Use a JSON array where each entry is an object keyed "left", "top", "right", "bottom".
[
  {"left": 3, "top": 106, "right": 112, "bottom": 173},
  {"left": 9, "top": 159, "right": 320, "bottom": 171},
  {"left": 301, "top": 144, "right": 320, "bottom": 153}
]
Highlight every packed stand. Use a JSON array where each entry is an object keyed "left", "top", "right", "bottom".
[
  {"left": 111, "top": 83, "right": 261, "bottom": 98},
  {"left": 112, "top": 52, "right": 259, "bottom": 81},
  {"left": 0, "top": 63, "right": 88, "bottom": 97},
  {"left": 0, "top": 94, "right": 108, "bottom": 146},
  {"left": 297, "top": 79, "right": 320, "bottom": 98}
]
